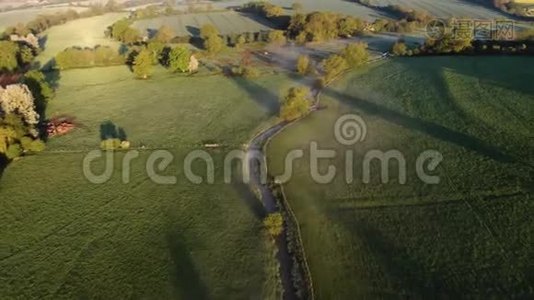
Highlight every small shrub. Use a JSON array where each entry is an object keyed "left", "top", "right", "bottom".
[
  {"left": 296, "top": 54, "right": 310, "bottom": 75},
  {"left": 231, "top": 65, "right": 260, "bottom": 78},
  {"left": 264, "top": 213, "right": 284, "bottom": 238},
  {"left": 100, "top": 138, "right": 121, "bottom": 151},
  {"left": 392, "top": 41, "right": 408, "bottom": 56},
  {"left": 6, "top": 144, "right": 22, "bottom": 159}
]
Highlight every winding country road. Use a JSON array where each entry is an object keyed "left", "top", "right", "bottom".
[{"left": 246, "top": 121, "right": 299, "bottom": 300}]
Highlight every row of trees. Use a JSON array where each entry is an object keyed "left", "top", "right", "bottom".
[
  {"left": 288, "top": 12, "right": 367, "bottom": 43},
  {"left": 287, "top": 9, "right": 426, "bottom": 43},
  {"left": 392, "top": 36, "right": 534, "bottom": 56},
  {"left": 2, "top": 2, "right": 122, "bottom": 37},
  {"left": 321, "top": 42, "right": 369, "bottom": 84},
  {"left": 354, "top": 1, "right": 434, "bottom": 34},
  {"left": 108, "top": 19, "right": 142, "bottom": 44},
  {"left": 130, "top": 1, "right": 219, "bottom": 20},
  {"left": 131, "top": 43, "right": 198, "bottom": 79},
  {"left": 55, "top": 46, "right": 126, "bottom": 70}
]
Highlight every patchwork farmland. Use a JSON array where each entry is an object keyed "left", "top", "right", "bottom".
[
  {"left": 218, "top": 0, "right": 512, "bottom": 20},
  {"left": 368, "top": 0, "right": 510, "bottom": 19},
  {"left": 133, "top": 11, "right": 276, "bottom": 38},
  {"left": 0, "top": 6, "right": 88, "bottom": 33}
]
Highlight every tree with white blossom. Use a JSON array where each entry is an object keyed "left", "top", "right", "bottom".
[{"left": 0, "top": 84, "right": 39, "bottom": 126}]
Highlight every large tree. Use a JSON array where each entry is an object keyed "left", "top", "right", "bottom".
[
  {"left": 338, "top": 17, "right": 365, "bottom": 37},
  {"left": 296, "top": 54, "right": 310, "bottom": 75},
  {"left": 133, "top": 49, "right": 153, "bottom": 79},
  {"left": 264, "top": 4, "right": 284, "bottom": 18},
  {"left": 342, "top": 42, "right": 369, "bottom": 67},
  {"left": 168, "top": 46, "right": 191, "bottom": 73},
  {"left": 280, "top": 86, "right": 311, "bottom": 121},
  {"left": 147, "top": 41, "right": 165, "bottom": 64},
  {"left": 22, "top": 70, "right": 53, "bottom": 116},
  {"left": 0, "top": 41, "right": 19, "bottom": 71},
  {"left": 155, "top": 25, "right": 175, "bottom": 43},
  {"left": 268, "top": 30, "right": 286, "bottom": 46},
  {"left": 322, "top": 54, "right": 348, "bottom": 83},
  {"left": 0, "top": 84, "right": 39, "bottom": 125},
  {"left": 200, "top": 24, "right": 219, "bottom": 40},
  {"left": 200, "top": 24, "right": 225, "bottom": 55}
]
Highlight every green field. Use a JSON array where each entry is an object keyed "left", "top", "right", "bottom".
[
  {"left": 267, "top": 57, "right": 534, "bottom": 298},
  {"left": 133, "top": 11, "right": 275, "bottom": 38},
  {"left": 36, "top": 12, "right": 127, "bottom": 68},
  {"left": 0, "top": 66, "right": 298, "bottom": 298},
  {"left": 0, "top": 6, "right": 88, "bottom": 33}
]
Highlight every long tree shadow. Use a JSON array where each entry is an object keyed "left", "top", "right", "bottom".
[
  {"left": 323, "top": 88, "right": 517, "bottom": 164},
  {"left": 228, "top": 76, "right": 280, "bottom": 115},
  {"left": 339, "top": 215, "right": 461, "bottom": 298},
  {"left": 397, "top": 58, "right": 473, "bottom": 123},
  {"left": 402, "top": 56, "right": 534, "bottom": 98},
  {"left": 166, "top": 232, "right": 209, "bottom": 299}
]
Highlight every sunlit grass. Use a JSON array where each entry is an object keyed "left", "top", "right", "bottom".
[{"left": 267, "top": 56, "right": 534, "bottom": 298}]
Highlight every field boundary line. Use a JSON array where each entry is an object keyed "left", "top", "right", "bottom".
[{"left": 278, "top": 183, "right": 316, "bottom": 300}]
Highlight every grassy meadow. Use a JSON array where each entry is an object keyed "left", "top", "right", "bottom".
[
  {"left": 0, "top": 66, "right": 299, "bottom": 298},
  {"left": 36, "top": 12, "right": 127, "bottom": 68},
  {"left": 267, "top": 56, "right": 534, "bottom": 298}
]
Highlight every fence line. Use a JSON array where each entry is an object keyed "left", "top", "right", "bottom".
[{"left": 278, "top": 183, "right": 315, "bottom": 300}]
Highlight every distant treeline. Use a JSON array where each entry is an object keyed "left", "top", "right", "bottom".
[
  {"left": 128, "top": 2, "right": 224, "bottom": 20},
  {"left": 108, "top": 17, "right": 277, "bottom": 48},
  {"left": 1, "top": 2, "right": 122, "bottom": 37},
  {"left": 392, "top": 36, "right": 534, "bottom": 56}
]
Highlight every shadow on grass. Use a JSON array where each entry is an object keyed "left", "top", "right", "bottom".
[
  {"left": 100, "top": 120, "right": 127, "bottom": 140},
  {"left": 186, "top": 25, "right": 200, "bottom": 37},
  {"left": 351, "top": 220, "right": 458, "bottom": 298},
  {"left": 402, "top": 57, "right": 534, "bottom": 98},
  {"left": 229, "top": 77, "right": 280, "bottom": 115},
  {"left": 239, "top": 12, "right": 287, "bottom": 30},
  {"left": 340, "top": 0, "right": 401, "bottom": 19},
  {"left": 324, "top": 88, "right": 517, "bottom": 164},
  {"left": 232, "top": 181, "right": 267, "bottom": 220},
  {"left": 167, "top": 232, "right": 209, "bottom": 299},
  {"left": 0, "top": 155, "right": 7, "bottom": 181}
]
